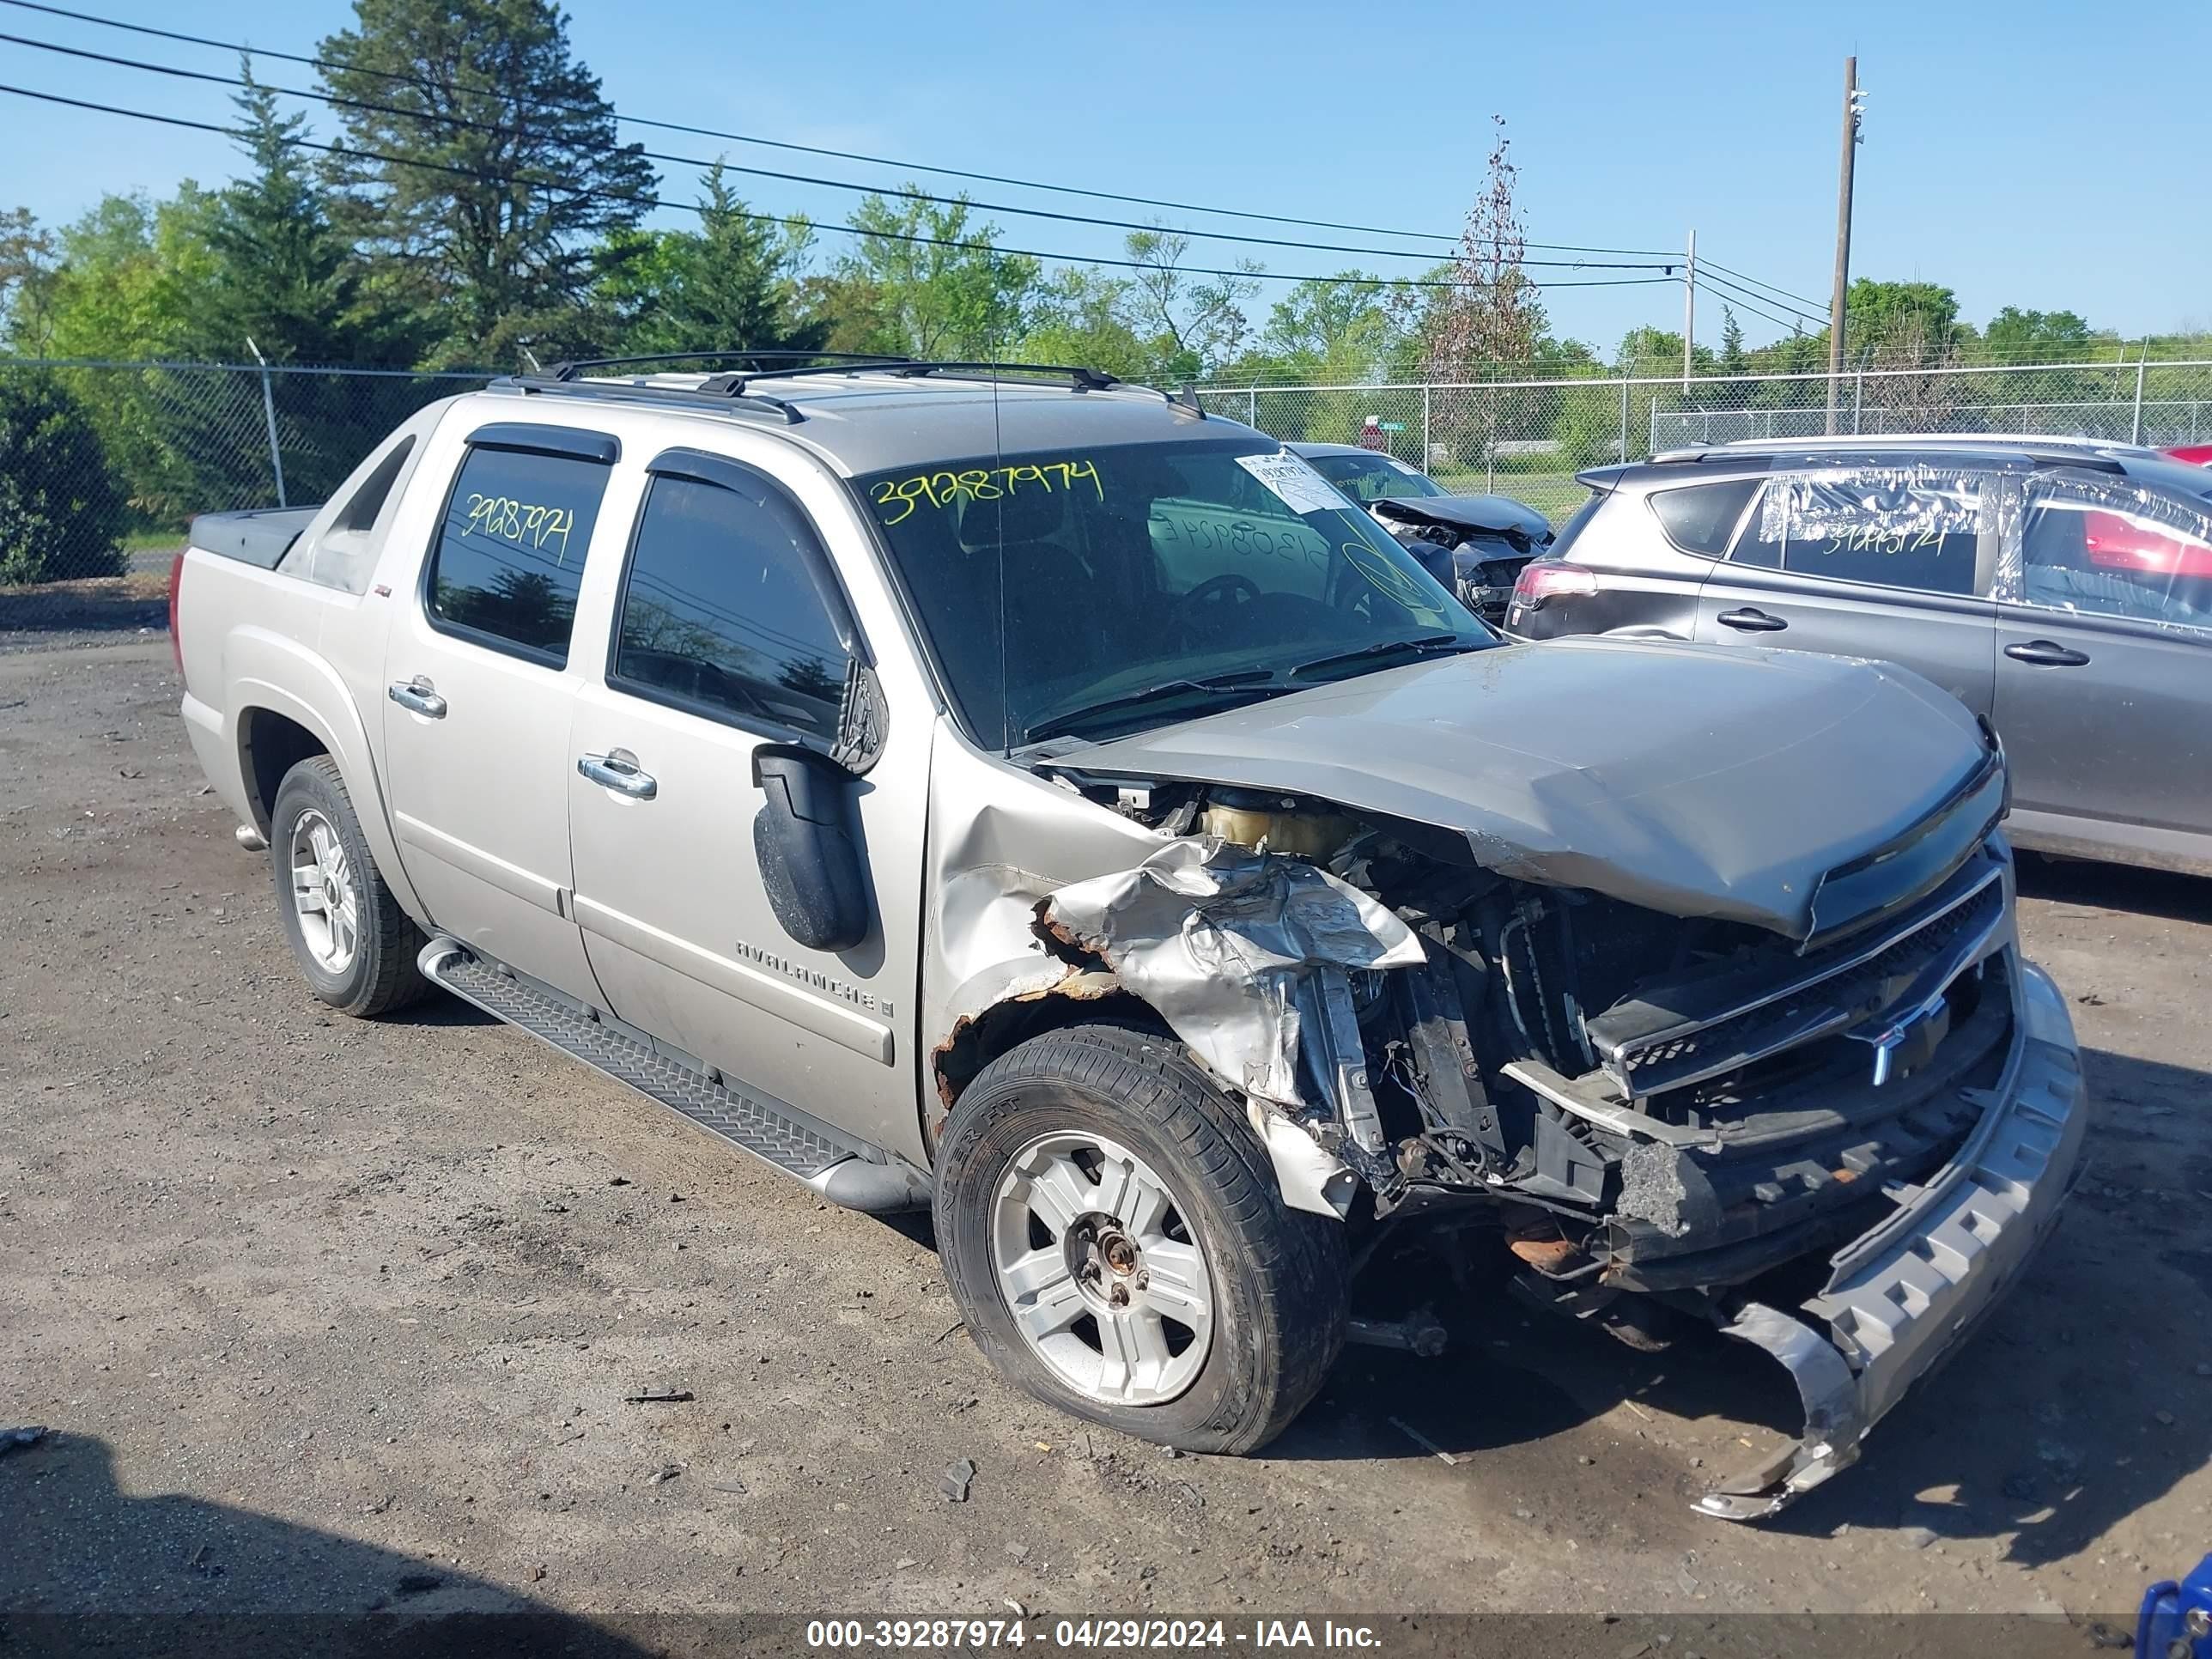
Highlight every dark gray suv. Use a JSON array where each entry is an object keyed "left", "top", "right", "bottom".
[{"left": 1509, "top": 434, "right": 2212, "bottom": 876}]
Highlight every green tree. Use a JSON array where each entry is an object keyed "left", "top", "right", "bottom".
[
  {"left": 190, "top": 68, "right": 427, "bottom": 368},
  {"left": 1018, "top": 266, "right": 1152, "bottom": 380},
  {"left": 1980, "top": 306, "right": 2096, "bottom": 363},
  {"left": 828, "top": 190, "right": 1040, "bottom": 359},
  {"left": 0, "top": 373, "right": 129, "bottom": 584},
  {"left": 1123, "top": 228, "right": 1259, "bottom": 380},
  {"left": 0, "top": 206, "right": 58, "bottom": 353},
  {"left": 1840, "top": 279, "right": 1968, "bottom": 365},
  {"left": 597, "top": 164, "right": 824, "bottom": 358},
  {"left": 316, "top": 0, "right": 656, "bottom": 361},
  {"left": 35, "top": 190, "right": 220, "bottom": 362},
  {"left": 1261, "top": 271, "right": 1420, "bottom": 383},
  {"left": 1718, "top": 306, "right": 1747, "bottom": 374}
]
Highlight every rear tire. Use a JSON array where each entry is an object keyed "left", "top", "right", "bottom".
[
  {"left": 268, "top": 756, "right": 429, "bottom": 1018},
  {"left": 933, "top": 1023, "right": 1348, "bottom": 1455}
]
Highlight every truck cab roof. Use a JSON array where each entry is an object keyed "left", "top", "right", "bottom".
[{"left": 482, "top": 363, "right": 1224, "bottom": 479}]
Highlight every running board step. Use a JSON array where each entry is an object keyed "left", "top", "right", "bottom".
[{"left": 419, "top": 939, "right": 928, "bottom": 1213}]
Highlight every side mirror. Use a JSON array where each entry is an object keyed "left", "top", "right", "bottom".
[{"left": 751, "top": 744, "right": 871, "bottom": 952}]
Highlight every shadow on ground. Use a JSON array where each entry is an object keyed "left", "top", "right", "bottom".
[
  {"left": 1264, "top": 1042, "right": 2211, "bottom": 1563},
  {"left": 2017, "top": 852, "right": 2212, "bottom": 926},
  {"left": 2, "top": 1431, "right": 655, "bottom": 1657}
]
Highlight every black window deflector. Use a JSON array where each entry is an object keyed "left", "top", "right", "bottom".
[
  {"left": 465, "top": 422, "right": 620, "bottom": 465},
  {"left": 644, "top": 446, "right": 868, "bottom": 663}
]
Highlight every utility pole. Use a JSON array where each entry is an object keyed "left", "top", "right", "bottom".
[
  {"left": 1681, "top": 229, "right": 1697, "bottom": 387},
  {"left": 1826, "top": 57, "right": 1864, "bottom": 434}
]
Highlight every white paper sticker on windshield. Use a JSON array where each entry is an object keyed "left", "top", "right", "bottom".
[{"left": 1236, "top": 452, "right": 1347, "bottom": 517}]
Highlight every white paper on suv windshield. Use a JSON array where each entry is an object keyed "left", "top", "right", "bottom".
[{"left": 1235, "top": 452, "right": 1348, "bottom": 517}]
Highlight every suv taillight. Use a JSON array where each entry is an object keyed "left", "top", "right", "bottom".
[
  {"left": 167, "top": 550, "right": 186, "bottom": 676},
  {"left": 1512, "top": 560, "right": 1598, "bottom": 609}
]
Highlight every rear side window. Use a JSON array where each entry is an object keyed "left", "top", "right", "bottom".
[
  {"left": 333, "top": 436, "right": 416, "bottom": 532},
  {"left": 1548, "top": 490, "right": 1609, "bottom": 558},
  {"left": 1731, "top": 470, "right": 1984, "bottom": 596},
  {"left": 2017, "top": 475, "right": 2212, "bottom": 629},
  {"left": 426, "top": 445, "right": 611, "bottom": 665},
  {"left": 1648, "top": 478, "right": 1759, "bottom": 556},
  {"left": 611, "top": 471, "right": 851, "bottom": 740}
]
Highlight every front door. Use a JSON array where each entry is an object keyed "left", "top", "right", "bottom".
[
  {"left": 380, "top": 426, "right": 617, "bottom": 1004},
  {"left": 1992, "top": 471, "right": 2212, "bottom": 858},
  {"left": 1692, "top": 467, "right": 1998, "bottom": 717},
  {"left": 566, "top": 448, "right": 930, "bottom": 1159}
]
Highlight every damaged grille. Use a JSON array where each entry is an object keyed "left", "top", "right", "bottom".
[{"left": 1588, "top": 859, "right": 2008, "bottom": 1103}]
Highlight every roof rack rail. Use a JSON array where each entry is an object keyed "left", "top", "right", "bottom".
[
  {"left": 539, "top": 349, "right": 917, "bottom": 382},
  {"left": 505, "top": 370, "right": 810, "bottom": 425},
  {"left": 888, "top": 361, "right": 1121, "bottom": 392}
]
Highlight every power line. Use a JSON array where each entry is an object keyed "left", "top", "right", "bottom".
[
  {"left": 1697, "top": 256, "right": 1831, "bottom": 315},
  {"left": 0, "top": 0, "right": 1694, "bottom": 258},
  {"left": 1698, "top": 269, "right": 1826, "bottom": 327},
  {"left": 0, "top": 28, "right": 1680, "bottom": 274},
  {"left": 1695, "top": 281, "right": 1812, "bottom": 338},
  {"left": 0, "top": 82, "right": 1685, "bottom": 296},
  {"left": 1696, "top": 270, "right": 1825, "bottom": 331}
]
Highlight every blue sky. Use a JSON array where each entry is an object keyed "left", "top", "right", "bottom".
[{"left": 4, "top": 0, "right": 2207, "bottom": 355}]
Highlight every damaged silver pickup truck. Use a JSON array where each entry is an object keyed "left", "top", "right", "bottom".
[{"left": 170, "top": 354, "right": 2086, "bottom": 1518}]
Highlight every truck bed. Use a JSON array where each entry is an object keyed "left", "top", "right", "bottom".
[{"left": 189, "top": 507, "right": 322, "bottom": 569}]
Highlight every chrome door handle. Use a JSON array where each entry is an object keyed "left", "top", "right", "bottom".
[
  {"left": 577, "top": 751, "right": 658, "bottom": 800},
  {"left": 387, "top": 678, "right": 447, "bottom": 718},
  {"left": 1717, "top": 608, "right": 1789, "bottom": 633},
  {"left": 2004, "top": 640, "right": 2090, "bottom": 667}
]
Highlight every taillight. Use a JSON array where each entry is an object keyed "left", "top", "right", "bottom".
[
  {"left": 1512, "top": 560, "right": 1599, "bottom": 608},
  {"left": 167, "top": 550, "right": 186, "bottom": 676}
]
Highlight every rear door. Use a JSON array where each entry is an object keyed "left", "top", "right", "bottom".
[
  {"left": 565, "top": 446, "right": 930, "bottom": 1158},
  {"left": 380, "top": 422, "right": 617, "bottom": 1004},
  {"left": 1991, "top": 471, "right": 2212, "bottom": 860},
  {"left": 1691, "top": 465, "right": 1999, "bottom": 716}
]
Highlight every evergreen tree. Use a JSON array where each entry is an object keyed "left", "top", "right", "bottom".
[
  {"left": 316, "top": 0, "right": 655, "bottom": 361},
  {"left": 192, "top": 69, "right": 423, "bottom": 366},
  {"left": 598, "top": 165, "right": 826, "bottom": 358}
]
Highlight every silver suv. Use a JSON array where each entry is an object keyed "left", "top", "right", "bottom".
[
  {"left": 171, "top": 357, "right": 2087, "bottom": 1516},
  {"left": 1508, "top": 434, "right": 2212, "bottom": 875}
]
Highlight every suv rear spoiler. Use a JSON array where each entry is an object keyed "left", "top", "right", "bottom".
[{"left": 1571, "top": 465, "right": 1632, "bottom": 491}]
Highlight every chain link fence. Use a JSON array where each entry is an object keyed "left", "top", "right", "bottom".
[
  {"left": 0, "top": 359, "right": 489, "bottom": 634},
  {"left": 1200, "top": 359, "right": 2212, "bottom": 524},
  {"left": 7, "top": 355, "right": 2210, "bottom": 635}
]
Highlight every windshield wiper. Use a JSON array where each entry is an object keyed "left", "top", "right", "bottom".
[
  {"left": 1020, "top": 668, "right": 1286, "bottom": 745},
  {"left": 1288, "top": 632, "right": 1474, "bottom": 680}
]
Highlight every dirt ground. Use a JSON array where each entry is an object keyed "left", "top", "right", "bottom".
[{"left": 3, "top": 638, "right": 2208, "bottom": 1639}]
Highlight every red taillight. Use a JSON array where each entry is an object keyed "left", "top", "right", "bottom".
[
  {"left": 167, "top": 550, "right": 186, "bottom": 676},
  {"left": 1512, "top": 560, "right": 1599, "bottom": 608}
]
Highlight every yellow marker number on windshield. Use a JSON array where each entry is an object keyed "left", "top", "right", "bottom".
[{"left": 868, "top": 459, "right": 1103, "bottom": 526}]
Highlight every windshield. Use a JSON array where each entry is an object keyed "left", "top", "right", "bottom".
[
  {"left": 858, "top": 438, "right": 1491, "bottom": 748},
  {"left": 1301, "top": 450, "right": 1448, "bottom": 502}
]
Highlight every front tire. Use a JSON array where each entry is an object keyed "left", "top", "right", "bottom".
[
  {"left": 268, "top": 755, "right": 429, "bottom": 1018},
  {"left": 933, "top": 1024, "right": 1348, "bottom": 1454}
]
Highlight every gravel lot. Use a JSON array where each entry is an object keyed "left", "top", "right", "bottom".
[{"left": 4, "top": 637, "right": 2208, "bottom": 1641}]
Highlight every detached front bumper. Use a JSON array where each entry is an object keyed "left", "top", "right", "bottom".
[{"left": 1695, "top": 957, "right": 2088, "bottom": 1520}]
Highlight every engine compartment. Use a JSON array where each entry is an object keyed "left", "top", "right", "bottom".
[{"left": 1027, "top": 771, "right": 2019, "bottom": 1309}]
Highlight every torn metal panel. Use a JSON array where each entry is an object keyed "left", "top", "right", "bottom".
[
  {"left": 1248, "top": 1102, "right": 1358, "bottom": 1218},
  {"left": 1693, "top": 1300, "right": 1866, "bottom": 1520},
  {"left": 1042, "top": 641, "right": 1992, "bottom": 942},
  {"left": 1038, "top": 836, "right": 1425, "bottom": 1113}
]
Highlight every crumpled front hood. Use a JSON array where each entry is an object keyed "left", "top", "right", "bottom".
[
  {"left": 1374, "top": 494, "right": 1554, "bottom": 546},
  {"left": 1053, "top": 638, "right": 1996, "bottom": 940}
]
